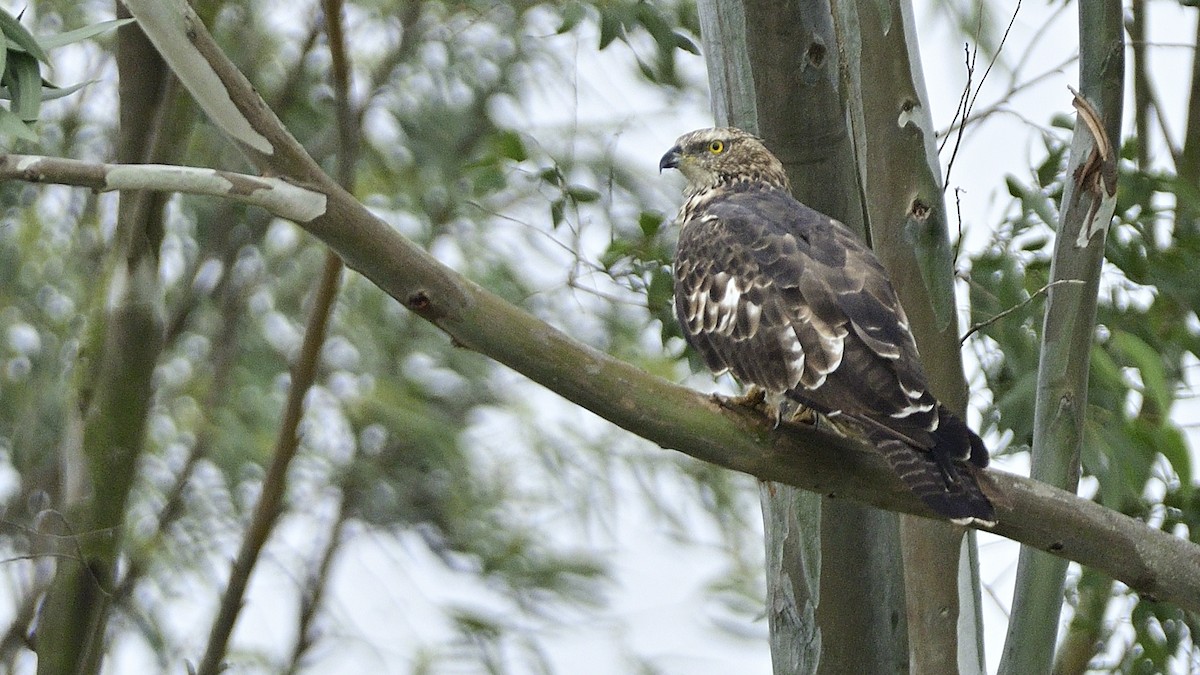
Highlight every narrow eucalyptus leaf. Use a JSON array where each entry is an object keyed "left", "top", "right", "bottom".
[
  {"left": 40, "top": 79, "right": 93, "bottom": 101},
  {"left": 10, "top": 51, "right": 41, "bottom": 121},
  {"left": 0, "top": 106, "right": 37, "bottom": 141},
  {"left": 36, "top": 18, "right": 136, "bottom": 51},
  {"left": 0, "top": 9, "right": 49, "bottom": 63}
]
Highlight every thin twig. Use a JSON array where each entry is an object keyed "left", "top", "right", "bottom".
[
  {"left": 942, "top": 56, "right": 1078, "bottom": 136},
  {"left": 944, "top": 0, "right": 1023, "bottom": 190},
  {"left": 939, "top": 42, "right": 975, "bottom": 156},
  {"left": 195, "top": 251, "right": 344, "bottom": 675},
  {"left": 952, "top": 186, "right": 966, "bottom": 266},
  {"left": 281, "top": 1, "right": 357, "bottom": 671},
  {"left": 961, "top": 279, "right": 1084, "bottom": 344}
]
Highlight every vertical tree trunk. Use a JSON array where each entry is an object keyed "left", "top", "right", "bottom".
[
  {"left": 999, "top": 1, "right": 1124, "bottom": 673},
  {"left": 831, "top": 0, "right": 988, "bottom": 671},
  {"left": 1178, "top": 12, "right": 1200, "bottom": 229},
  {"left": 35, "top": 9, "right": 174, "bottom": 673},
  {"left": 697, "top": 1, "right": 907, "bottom": 672}
]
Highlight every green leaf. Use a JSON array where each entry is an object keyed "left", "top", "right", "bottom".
[
  {"left": 549, "top": 198, "right": 565, "bottom": 228},
  {"left": 0, "top": 8, "right": 48, "bottom": 63},
  {"left": 0, "top": 30, "right": 8, "bottom": 77},
  {"left": 36, "top": 18, "right": 135, "bottom": 51},
  {"left": 1035, "top": 143, "right": 1065, "bottom": 188},
  {"left": 1109, "top": 330, "right": 1172, "bottom": 418},
  {"left": 0, "top": 106, "right": 37, "bottom": 141},
  {"left": 638, "top": 210, "right": 663, "bottom": 237},
  {"left": 538, "top": 166, "right": 562, "bottom": 186},
  {"left": 1004, "top": 175, "right": 1058, "bottom": 229},
  {"left": 635, "top": 3, "right": 671, "bottom": 42},
  {"left": 491, "top": 129, "right": 526, "bottom": 162},
  {"left": 598, "top": 11, "right": 623, "bottom": 50},
  {"left": 1019, "top": 235, "right": 1048, "bottom": 251},
  {"left": 635, "top": 55, "right": 656, "bottom": 82},
  {"left": 7, "top": 51, "right": 41, "bottom": 121},
  {"left": 556, "top": 3, "right": 586, "bottom": 34},
  {"left": 673, "top": 32, "right": 700, "bottom": 55},
  {"left": 1089, "top": 341, "right": 1124, "bottom": 389},
  {"left": 567, "top": 185, "right": 600, "bottom": 203},
  {"left": 599, "top": 239, "right": 633, "bottom": 269},
  {"left": 646, "top": 266, "right": 673, "bottom": 310},
  {"left": 39, "top": 79, "right": 93, "bottom": 101},
  {"left": 1049, "top": 112, "right": 1074, "bottom": 130}
]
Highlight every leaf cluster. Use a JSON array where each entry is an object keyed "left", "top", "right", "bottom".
[{"left": 0, "top": 9, "right": 128, "bottom": 141}]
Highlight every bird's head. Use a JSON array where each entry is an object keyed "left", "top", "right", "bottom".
[{"left": 659, "top": 127, "right": 790, "bottom": 195}]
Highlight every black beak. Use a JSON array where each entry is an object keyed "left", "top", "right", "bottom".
[{"left": 659, "top": 145, "right": 681, "bottom": 173}]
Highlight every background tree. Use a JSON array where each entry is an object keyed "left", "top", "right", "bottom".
[{"left": 0, "top": 1, "right": 1198, "bottom": 674}]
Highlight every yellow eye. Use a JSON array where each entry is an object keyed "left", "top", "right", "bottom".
[{"left": 708, "top": 140, "right": 724, "bottom": 154}]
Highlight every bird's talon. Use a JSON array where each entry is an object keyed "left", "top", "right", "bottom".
[{"left": 711, "top": 386, "right": 767, "bottom": 411}]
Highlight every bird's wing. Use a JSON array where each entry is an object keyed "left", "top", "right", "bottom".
[{"left": 673, "top": 189, "right": 942, "bottom": 444}]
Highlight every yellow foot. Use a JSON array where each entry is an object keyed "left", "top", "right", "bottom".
[
  {"left": 728, "top": 386, "right": 766, "bottom": 408},
  {"left": 712, "top": 387, "right": 791, "bottom": 427}
]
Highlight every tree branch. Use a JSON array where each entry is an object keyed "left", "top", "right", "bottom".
[
  {"left": 5, "top": 149, "right": 1200, "bottom": 612},
  {"left": 0, "top": 154, "right": 326, "bottom": 223}
]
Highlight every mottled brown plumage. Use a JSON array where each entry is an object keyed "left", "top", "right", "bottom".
[{"left": 660, "top": 127, "right": 994, "bottom": 525}]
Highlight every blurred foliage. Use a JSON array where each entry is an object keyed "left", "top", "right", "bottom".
[
  {"left": 0, "top": 6, "right": 128, "bottom": 141},
  {"left": 965, "top": 79, "right": 1200, "bottom": 674},
  {"left": 0, "top": 0, "right": 764, "bottom": 672}
]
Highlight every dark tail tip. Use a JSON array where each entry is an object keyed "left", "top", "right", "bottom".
[
  {"left": 917, "top": 480, "right": 996, "bottom": 527},
  {"left": 933, "top": 404, "right": 990, "bottom": 468}
]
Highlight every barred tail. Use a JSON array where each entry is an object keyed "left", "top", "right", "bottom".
[{"left": 873, "top": 426, "right": 996, "bottom": 526}]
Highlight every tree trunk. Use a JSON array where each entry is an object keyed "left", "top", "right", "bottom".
[
  {"left": 999, "top": 1, "right": 1125, "bottom": 673},
  {"left": 698, "top": 1, "right": 909, "bottom": 671}
]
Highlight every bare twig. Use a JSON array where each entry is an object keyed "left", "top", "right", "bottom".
[
  {"left": 961, "top": 279, "right": 1084, "bottom": 344},
  {"left": 939, "top": 42, "right": 975, "bottom": 157},
  {"left": 196, "top": 251, "right": 344, "bottom": 675},
  {"left": 942, "top": 55, "right": 1078, "bottom": 135},
  {"left": 944, "top": 0, "right": 1023, "bottom": 190}
]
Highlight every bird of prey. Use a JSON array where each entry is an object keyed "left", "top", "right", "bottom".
[{"left": 659, "top": 127, "right": 995, "bottom": 526}]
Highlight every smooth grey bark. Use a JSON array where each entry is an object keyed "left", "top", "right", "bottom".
[
  {"left": 999, "top": 1, "right": 1124, "bottom": 673},
  {"left": 697, "top": 1, "right": 907, "bottom": 672},
  {"left": 831, "top": 1, "right": 987, "bottom": 672}
]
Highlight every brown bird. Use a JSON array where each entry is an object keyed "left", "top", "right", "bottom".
[{"left": 660, "top": 127, "right": 994, "bottom": 525}]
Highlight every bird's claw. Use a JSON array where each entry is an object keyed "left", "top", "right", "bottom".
[{"left": 712, "top": 387, "right": 792, "bottom": 428}]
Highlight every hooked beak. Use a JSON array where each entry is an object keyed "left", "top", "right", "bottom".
[{"left": 658, "top": 145, "right": 682, "bottom": 173}]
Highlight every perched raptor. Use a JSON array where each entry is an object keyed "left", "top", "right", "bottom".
[{"left": 660, "top": 127, "right": 995, "bottom": 526}]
